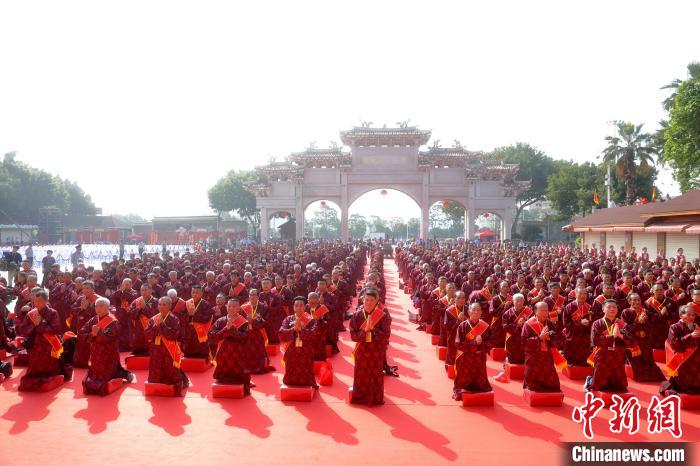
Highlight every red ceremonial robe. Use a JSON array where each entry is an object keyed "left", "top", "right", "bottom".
[
  {"left": 588, "top": 318, "right": 632, "bottom": 392},
  {"left": 452, "top": 319, "right": 492, "bottom": 400},
  {"left": 621, "top": 307, "right": 665, "bottom": 382},
  {"left": 17, "top": 306, "right": 69, "bottom": 391},
  {"left": 178, "top": 298, "right": 213, "bottom": 359},
  {"left": 241, "top": 302, "right": 271, "bottom": 374},
  {"left": 110, "top": 288, "right": 138, "bottom": 351},
  {"left": 562, "top": 301, "right": 593, "bottom": 366},
  {"left": 145, "top": 313, "right": 189, "bottom": 395},
  {"left": 81, "top": 313, "right": 133, "bottom": 395},
  {"left": 660, "top": 321, "right": 700, "bottom": 395},
  {"left": 129, "top": 296, "right": 158, "bottom": 355},
  {"left": 279, "top": 314, "right": 318, "bottom": 387},
  {"left": 209, "top": 315, "right": 251, "bottom": 392},
  {"left": 522, "top": 318, "right": 563, "bottom": 392},
  {"left": 349, "top": 304, "right": 391, "bottom": 406},
  {"left": 502, "top": 306, "right": 531, "bottom": 364}
]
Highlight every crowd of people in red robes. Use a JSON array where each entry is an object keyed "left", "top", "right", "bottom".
[
  {"left": 0, "top": 241, "right": 385, "bottom": 399},
  {"left": 1, "top": 237, "right": 699, "bottom": 409},
  {"left": 396, "top": 241, "right": 700, "bottom": 401}
]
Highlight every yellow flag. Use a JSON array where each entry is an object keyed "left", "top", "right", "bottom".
[{"left": 593, "top": 190, "right": 600, "bottom": 205}]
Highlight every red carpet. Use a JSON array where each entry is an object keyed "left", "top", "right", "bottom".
[{"left": 1, "top": 259, "right": 697, "bottom": 466}]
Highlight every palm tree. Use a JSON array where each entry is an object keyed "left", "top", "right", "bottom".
[
  {"left": 661, "top": 62, "right": 700, "bottom": 111},
  {"left": 602, "top": 121, "right": 656, "bottom": 206}
]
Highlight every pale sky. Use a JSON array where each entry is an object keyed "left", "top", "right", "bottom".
[{"left": 1, "top": 1, "right": 697, "bottom": 221}]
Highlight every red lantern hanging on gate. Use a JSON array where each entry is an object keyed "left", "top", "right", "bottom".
[
  {"left": 483, "top": 212, "right": 489, "bottom": 218},
  {"left": 442, "top": 200, "right": 449, "bottom": 207},
  {"left": 380, "top": 189, "right": 388, "bottom": 196},
  {"left": 320, "top": 201, "right": 326, "bottom": 206}
]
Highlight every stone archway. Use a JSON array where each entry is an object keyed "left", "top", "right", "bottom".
[{"left": 250, "top": 124, "right": 527, "bottom": 243}]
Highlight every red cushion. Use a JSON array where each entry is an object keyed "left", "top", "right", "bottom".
[{"left": 212, "top": 383, "right": 245, "bottom": 398}]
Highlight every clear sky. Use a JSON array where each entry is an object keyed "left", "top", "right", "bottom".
[{"left": 1, "top": 1, "right": 697, "bottom": 220}]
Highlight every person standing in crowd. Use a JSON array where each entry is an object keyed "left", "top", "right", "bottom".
[
  {"left": 6, "top": 245, "right": 22, "bottom": 286},
  {"left": 70, "top": 244, "right": 84, "bottom": 270},
  {"left": 25, "top": 243, "right": 34, "bottom": 269},
  {"left": 41, "top": 250, "right": 56, "bottom": 286}
]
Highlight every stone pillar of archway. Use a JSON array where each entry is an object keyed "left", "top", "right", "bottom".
[
  {"left": 502, "top": 209, "right": 512, "bottom": 241},
  {"left": 260, "top": 207, "right": 269, "bottom": 244},
  {"left": 465, "top": 205, "right": 475, "bottom": 239},
  {"left": 340, "top": 179, "right": 349, "bottom": 241},
  {"left": 420, "top": 207, "right": 429, "bottom": 240}
]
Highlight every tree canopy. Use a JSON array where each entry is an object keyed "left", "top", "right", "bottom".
[
  {"left": 0, "top": 152, "right": 97, "bottom": 224},
  {"left": 662, "top": 63, "right": 700, "bottom": 191},
  {"left": 496, "top": 143, "right": 558, "bottom": 235},
  {"left": 208, "top": 170, "right": 260, "bottom": 237}
]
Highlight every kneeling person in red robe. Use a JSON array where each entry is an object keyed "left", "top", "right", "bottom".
[
  {"left": 660, "top": 304, "right": 700, "bottom": 396},
  {"left": 209, "top": 297, "right": 252, "bottom": 394},
  {"left": 585, "top": 299, "right": 632, "bottom": 393},
  {"left": 522, "top": 302, "right": 564, "bottom": 392},
  {"left": 17, "top": 289, "right": 72, "bottom": 391},
  {"left": 279, "top": 296, "right": 319, "bottom": 388},
  {"left": 145, "top": 297, "right": 189, "bottom": 396},
  {"left": 453, "top": 302, "right": 492, "bottom": 400},
  {"left": 81, "top": 297, "right": 134, "bottom": 395},
  {"left": 350, "top": 289, "right": 391, "bottom": 406}
]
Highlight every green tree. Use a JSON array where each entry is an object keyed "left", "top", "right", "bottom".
[
  {"left": 0, "top": 152, "right": 97, "bottom": 225},
  {"left": 546, "top": 161, "right": 603, "bottom": 220},
  {"left": 208, "top": 170, "right": 260, "bottom": 238},
  {"left": 348, "top": 213, "right": 367, "bottom": 239},
  {"left": 520, "top": 224, "right": 543, "bottom": 242},
  {"left": 495, "top": 143, "right": 558, "bottom": 236},
  {"left": 601, "top": 122, "right": 657, "bottom": 205},
  {"left": 368, "top": 215, "right": 390, "bottom": 235},
  {"left": 388, "top": 217, "right": 407, "bottom": 239},
  {"left": 661, "top": 62, "right": 700, "bottom": 111},
  {"left": 663, "top": 65, "right": 700, "bottom": 191},
  {"left": 406, "top": 218, "right": 420, "bottom": 238},
  {"left": 305, "top": 205, "right": 339, "bottom": 239}
]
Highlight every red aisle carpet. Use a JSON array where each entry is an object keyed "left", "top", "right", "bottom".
[{"left": 1, "top": 259, "right": 697, "bottom": 466}]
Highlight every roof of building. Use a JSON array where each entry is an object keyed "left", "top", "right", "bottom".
[
  {"left": 340, "top": 125, "right": 431, "bottom": 146},
  {"left": 566, "top": 189, "right": 700, "bottom": 232}
]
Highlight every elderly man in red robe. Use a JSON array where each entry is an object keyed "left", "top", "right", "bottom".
[
  {"left": 443, "top": 291, "right": 467, "bottom": 366},
  {"left": 129, "top": 283, "right": 158, "bottom": 355},
  {"left": 585, "top": 299, "right": 633, "bottom": 393},
  {"left": 81, "top": 297, "right": 134, "bottom": 395},
  {"left": 306, "top": 292, "right": 330, "bottom": 362},
  {"left": 178, "top": 284, "right": 213, "bottom": 360},
  {"left": 646, "top": 284, "right": 675, "bottom": 350},
  {"left": 487, "top": 279, "right": 511, "bottom": 349},
  {"left": 260, "top": 277, "right": 285, "bottom": 346},
  {"left": 70, "top": 280, "right": 100, "bottom": 368},
  {"left": 522, "top": 302, "right": 564, "bottom": 392},
  {"left": 621, "top": 293, "right": 665, "bottom": 382},
  {"left": 110, "top": 278, "right": 138, "bottom": 351},
  {"left": 502, "top": 293, "right": 531, "bottom": 365},
  {"left": 208, "top": 297, "right": 252, "bottom": 395},
  {"left": 242, "top": 289, "right": 273, "bottom": 374},
  {"left": 350, "top": 289, "right": 391, "bottom": 406},
  {"left": 279, "top": 296, "right": 319, "bottom": 388},
  {"left": 145, "top": 296, "right": 189, "bottom": 396},
  {"left": 660, "top": 303, "right": 700, "bottom": 396},
  {"left": 452, "top": 302, "right": 492, "bottom": 400},
  {"left": 562, "top": 286, "right": 594, "bottom": 367},
  {"left": 17, "top": 289, "right": 72, "bottom": 391}
]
